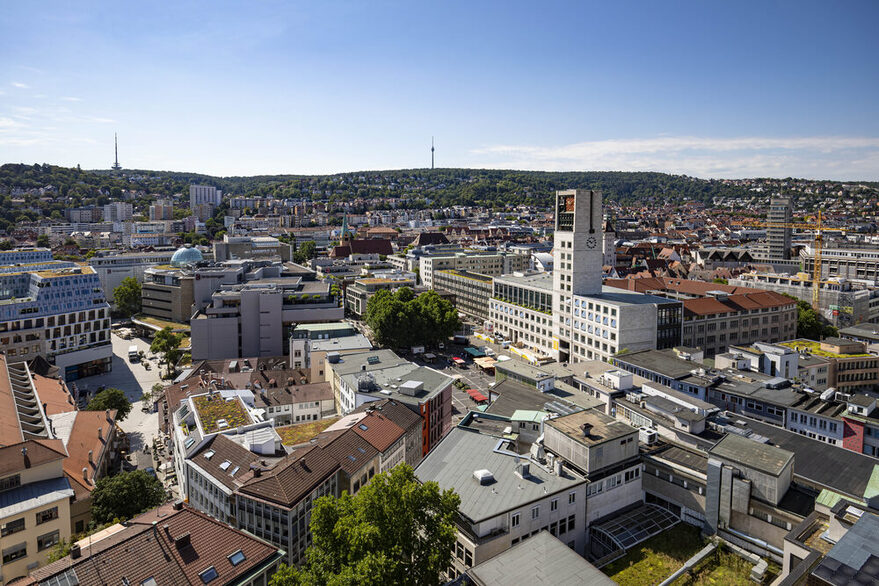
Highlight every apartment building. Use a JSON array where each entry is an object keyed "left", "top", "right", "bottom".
[
  {"left": 148, "top": 198, "right": 174, "bottom": 221},
  {"left": 235, "top": 447, "right": 340, "bottom": 565},
  {"left": 29, "top": 503, "right": 285, "bottom": 586},
  {"left": 767, "top": 195, "right": 792, "bottom": 260},
  {"left": 101, "top": 201, "right": 133, "bottom": 222},
  {"left": 0, "top": 261, "right": 111, "bottom": 381},
  {"left": 0, "top": 440, "right": 73, "bottom": 585}
]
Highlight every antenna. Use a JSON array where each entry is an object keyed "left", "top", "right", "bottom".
[
  {"left": 112, "top": 133, "right": 121, "bottom": 171},
  {"left": 431, "top": 136, "right": 435, "bottom": 170}
]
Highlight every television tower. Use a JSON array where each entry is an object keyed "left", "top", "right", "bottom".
[
  {"left": 111, "top": 133, "right": 122, "bottom": 171},
  {"left": 431, "top": 136, "right": 435, "bottom": 170}
]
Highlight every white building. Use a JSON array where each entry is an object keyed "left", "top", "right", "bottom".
[{"left": 102, "top": 201, "right": 133, "bottom": 222}]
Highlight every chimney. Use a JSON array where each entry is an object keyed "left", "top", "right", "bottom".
[
  {"left": 88, "top": 450, "right": 94, "bottom": 465},
  {"left": 580, "top": 423, "right": 593, "bottom": 438},
  {"left": 82, "top": 467, "right": 89, "bottom": 483},
  {"left": 172, "top": 500, "right": 184, "bottom": 511},
  {"left": 70, "top": 544, "right": 81, "bottom": 559},
  {"left": 98, "top": 427, "right": 103, "bottom": 442},
  {"left": 106, "top": 409, "right": 112, "bottom": 423}
]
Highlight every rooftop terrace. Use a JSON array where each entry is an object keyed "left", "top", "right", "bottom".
[{"left": 193, "top": 394, "right": 253, "bottom": 434}]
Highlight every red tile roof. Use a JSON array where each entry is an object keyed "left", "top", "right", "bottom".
[
  {"left": 28, "top": 504, "right": 283, "bottom": 586},
  {"left": 32, "top": 373, "right": 76, "bottom": 416},
  {"left": 0, "top": 438, "right": 66, "bottom": 477},
  {"left": 62, "top": 409, "right": 117, "bottom": 494}
]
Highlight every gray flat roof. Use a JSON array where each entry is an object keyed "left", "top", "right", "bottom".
[
  {"left": 493, "top": 271, "right": 553, "bottom": 290},
  {"left": 709, "top": 434, "right": 794, "bottom": 477},
  {"left": 734, "top": 415, "right": 879, "bottom": 501},
  {"left": 310, "top": 335, "right": 372, "bottom": 353},
  {"left": 813, "top": 513, "right": 879, "bottom": 583},
  {"left": 616, "top": 349, "right": 700, "bottom": 380},
  {"left": 467, "top": 530, "right": 615, "bottom": 586},
  {"left": 414, "top": 428, "right": 585, "bottom": 523},
  {"left": 839, "top": 324, "right": 879, "bottom": 342},
  {"left": 496, "top": 360, "right": 554, "bottom": 381}
]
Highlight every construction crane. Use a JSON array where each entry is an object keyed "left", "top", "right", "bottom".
[{"left": 751, "top": 210, "right": 847, "bottom": 310}]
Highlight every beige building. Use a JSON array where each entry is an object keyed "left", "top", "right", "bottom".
[
  {"left": 420, "top": 251, "right": 529, "bottom": 290},
  {"left": 0, "top": 440, "right": 73, "bottom": 585}
]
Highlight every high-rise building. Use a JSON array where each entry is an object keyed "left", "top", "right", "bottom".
[
  {"left": 149, "top": 198, "right": 174, "bottom": 221},
  {"left": 550, "top": 190, "right": 683, "bottom": 363},
  {"left": 189, "top": 184, "right": 222, "bottom": 220},
  {"left": 102, "top": 201, "right": 133, "bottom": 222},
  {"left": 767, "top": 196, "right": 792, "bottom": 260}
]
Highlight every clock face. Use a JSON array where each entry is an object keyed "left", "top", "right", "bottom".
[{"left": 586, "top": 236, "right": 597, "bottom": 249}]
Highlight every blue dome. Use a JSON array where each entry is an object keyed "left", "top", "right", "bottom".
[{"left": 170, "top": 245, "right": 204, "bottom": 267}]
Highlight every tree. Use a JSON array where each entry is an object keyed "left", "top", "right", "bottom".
[
  {"left": 150, "top": 327, "right": 185, "bottom": 377},
  {"left": 711, "top": 277, "right": 728, "bottom": 285},
  {"left": 294, "top": 240, "right": 317, "bottom": 264},
  {"left": 90, "top": 470, "right": 166, "bottom": 524},
  {"left": 85, "top": 387, "right": 132, "bottom": 421},
  {"left": 0, "top": 240, "right": 12, "bottom": 250},
  {"left": 113, "top": 277, "right": 142, "bottom": 317},
  {"left": 36, "top": 234, "right": 50, "bottom": 247},
  {"left": 365, "top": 288, "right": 460, "bottom": 350},
  {"left": 785, "top": 296, "right": 839, "bottom": 339},
  {"left": 270, "top": 465, "right": 460, "bottom": 586}
]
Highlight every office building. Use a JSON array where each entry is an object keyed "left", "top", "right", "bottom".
[
  {"left": 289, "top": 322, "right": 371, "bottom": 381},
  {"left": 415, "top": 427, "right": 588, "bottom": 579},
  {"left": 344, "top": 274, "right": 417, "bottom": 318},
  {"left": 0, "top": 249, "right": 52, "bottom": 265},
  {"left": 767, "top": 196, "right": 792, "bottom": 260},
  {"left": 729, "top": 271, "right": 879, "bottom": 328},
  {"left": 0, "top": 260, "right": 112, "bottom": 381},
  {"left": 213, "top": 235, "right": 293, "bottom": 263},
  {"left": 191, "top": 277, "right": 342, "bottom": 360},
  {"left": 433, "top": 269, "right": 493, "bottom": 322},
  {"left": 88, "top": 249, "right": 176, "bottom": 300},
  {"left": 419, "top": 251, "right": 529, "bottom": 290},
  {"left": 325, "top": 349, "right": 452, "bottom": 456},
  {"left": 780, "top": 338, "right": 879, "bottom": 395},
  {"left": 801, "top": 240, "right": 879, "bottom": 281},
  {"left": 64, "top": 206, "right": 102, "bottom": 223}
]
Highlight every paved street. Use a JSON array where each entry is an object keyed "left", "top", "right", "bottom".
[{"left": 75, "top": 333, "right": 162, "bottom": 455}]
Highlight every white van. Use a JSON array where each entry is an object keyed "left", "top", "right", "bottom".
[{"left": 128, "top": 345, "right": 139, "bottom": 362}]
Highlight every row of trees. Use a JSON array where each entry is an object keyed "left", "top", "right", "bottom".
[{"left": 364, "top": 288, "right": 460, "bottom": 349}]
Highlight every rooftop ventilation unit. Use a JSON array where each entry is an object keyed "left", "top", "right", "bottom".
[{"left": 473, "top": 469, "right": 495, "bottom": 485}]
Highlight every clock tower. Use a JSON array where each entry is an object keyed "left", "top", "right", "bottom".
[{"left": 552, "top": 189, "right": 604, "bottom": 361}]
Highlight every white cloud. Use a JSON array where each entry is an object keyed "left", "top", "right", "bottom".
[
  {"left": 0, "top": 117, "right": 23, "bottom": 130},
  {"left": 470, "top": 136, "right": 879, "bottom": 181},
  {"left": 60, "top": 96, "right": 82, "bottom": 102},
  {"left": 11, "top": 81, "right": 29, "bottom": 89}
]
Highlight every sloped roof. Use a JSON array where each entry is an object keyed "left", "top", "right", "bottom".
[
  {"left": 237, "top": 445, "right": 340, "bottom": 508},
  {"left": 28, "top": 504, "right": 282, "bottom": 586}
]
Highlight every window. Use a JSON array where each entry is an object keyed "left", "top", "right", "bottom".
[
  {"left": 0, "top": 474, "right": 21, "bottom": 492},
  {"left": 36, "top": 507, "right": 58, "bottom": 525},
  {"left": 38, "top": 530, "right": 60, "bottom": 551},
  {"left": 1, "top": 518, "right": 25, "bottom": 537},
  {"left": 199, "top": 566, "right": 219, "bottom": 583},
  {"left": 568, "top": 492, "right": 576, "bottom": 504},
  {"left": 531, "top": 506, "right": 539, "bottom": 519},
  {"left": 511, "top": 512, "right": 520, "bottom": 528},
  {"left": 228, "top": 550, "right": 246, "bottom": 566},
  {"left": 568, "top": 515, "right": 576, "bottom": 531},
  {"left": 551, "top": 499, "right": 558, "bottom": 512},
  {"left": 464, "top": 549, "right": 473, "bottom": 567},
  {"left": 2, "top": 543, "right": 26, "bottom": 564}
]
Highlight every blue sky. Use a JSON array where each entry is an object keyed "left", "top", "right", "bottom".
[{"left": 1, "top": 1, "right": 878, "bottom": 179}]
